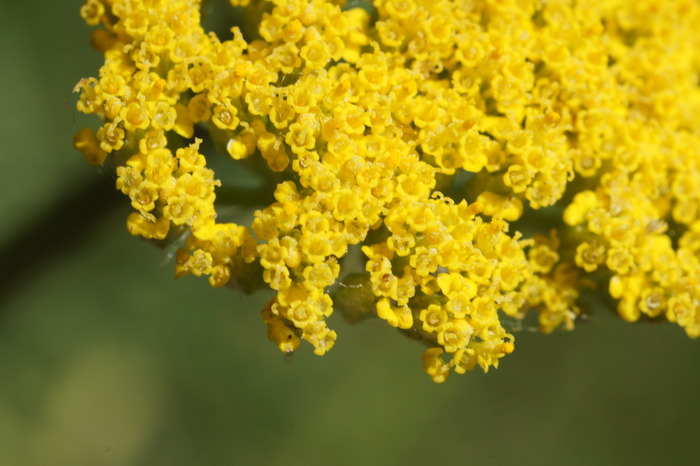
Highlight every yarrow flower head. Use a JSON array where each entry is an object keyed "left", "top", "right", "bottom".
[{"left": 73, "top": 0, "right": 700, "bottom": 382}]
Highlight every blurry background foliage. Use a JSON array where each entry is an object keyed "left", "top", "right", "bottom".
[{"left": 1, "top": 1, "right": 699, "bottom": 465}]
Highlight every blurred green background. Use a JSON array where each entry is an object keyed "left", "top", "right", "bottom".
[{"left": 2, "top": 1, "right": 700, "bottom": 465}]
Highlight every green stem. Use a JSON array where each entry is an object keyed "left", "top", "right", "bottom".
[{"left": 331, "top": 273, "right": 377, "bottom": 324}]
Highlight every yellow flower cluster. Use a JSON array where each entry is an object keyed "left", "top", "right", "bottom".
[{"left": 74, "top": 0, "right": 700, "bottom": 382}]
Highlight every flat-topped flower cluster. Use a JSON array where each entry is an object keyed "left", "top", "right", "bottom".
[{"left": 74, "top": 0, "right": 700, "bottom": 382}]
